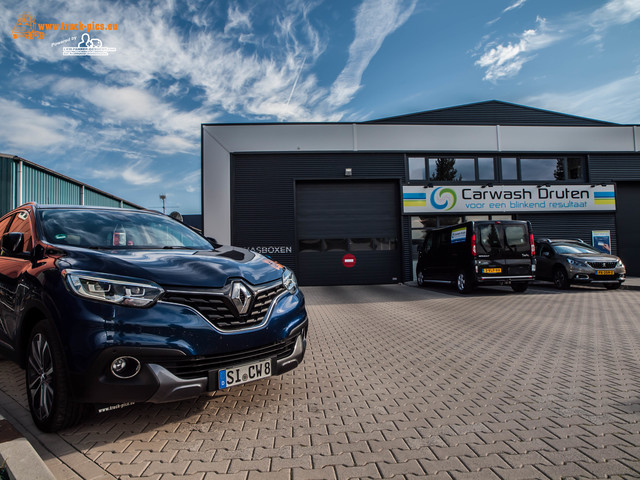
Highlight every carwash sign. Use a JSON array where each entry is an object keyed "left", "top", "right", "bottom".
[{"left": 402, "top": 184, "right": 616, "bottom": 214}]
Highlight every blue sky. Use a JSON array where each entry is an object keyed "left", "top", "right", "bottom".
[{"left": 1, "top": 0, "right": 639, "bottom": 214}]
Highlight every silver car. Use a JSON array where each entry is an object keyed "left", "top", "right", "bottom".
[{"left": 535, "top": 239, "right": 626, "bottom": 289}]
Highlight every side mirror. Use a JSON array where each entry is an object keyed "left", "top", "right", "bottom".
[
  {"left": 1, "top": 232, "right": 24, "bottom": 256},
  {"left": 542, "top": 251, "right": 550, "bottom": 257},
  {"left": 206, "top": 237, "right": 221, "bottom": 248}
]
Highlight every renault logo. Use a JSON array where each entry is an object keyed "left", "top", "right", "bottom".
[{"left": 230, "top": 282, "right": 253, "bottom": 315}]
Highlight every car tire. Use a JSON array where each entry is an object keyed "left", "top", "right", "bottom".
[
  {"left": 417, "top": 271, "right": 424, "bottom": 287},
  {"left": 553, "top": 267, "right": 570, "bottom": 290},
  {"left": 456, "top": 270, "right": 474, "bottom": 294},
  {"left": 604, "top": 282, "right": 622, "bottom": 290},
  {"left": 511, "top": 282, "right": 528, "bottom": 293},
  {"left": 26, "top": 320, "right": 87, "bottom": 432}
]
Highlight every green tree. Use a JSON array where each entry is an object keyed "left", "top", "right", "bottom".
[{"left": 430, "top": 158, "right": 460, "bottom": 181}]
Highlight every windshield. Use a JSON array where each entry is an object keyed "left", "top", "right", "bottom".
[
  {"left": 476, "top": 223, "right": 529, "bottom": 255},
  {"left": 38, "top": 209, "right": 212, "bottom": 250},
  {"left": 553, "top": 243, "right": 602, "bottom": 255}
]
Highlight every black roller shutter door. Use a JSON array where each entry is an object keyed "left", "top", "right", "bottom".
[
  {"left": 615, "top": 182, "right": 640, "bottom": 275},
  {"left": 296, "top": 180, "right": 401, "bottom": 285}
]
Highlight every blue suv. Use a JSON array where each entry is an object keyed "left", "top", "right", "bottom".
[{"left": 0, "top": 204, "right": 307, "bottom": 431}]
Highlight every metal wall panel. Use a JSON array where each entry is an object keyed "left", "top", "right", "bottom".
[
  {"left": 231, "top": 152, "right": 411, "bottom": 283},
  {"left": 368, "top": 101, "right": 614, "bottom": 126},
  {"left": 588, "top": 155, "right": 640, "bottom": 182},
  {"left": 499, "top": 126, "right": 635, "bottom": 152},
  {"left": 21, "top": 164, "right": 82, "bottom": 205},
  {"left": 0, "top": 156, "right": 14, "bottom": 216},
  {"left": 202, "top": 127, "right": 232, "bottom": 243},
  {"left": 615, "top": 182, "right": 640, "bottom": 274},
  {"left": 518, "top": 213, "right": 617, "bottom": 254},
  {"left": 84, "top": 189, "right": 122, "bottom": 207},
  {"left": 356, "top": 125, "right": 498, "bottom": 152}
]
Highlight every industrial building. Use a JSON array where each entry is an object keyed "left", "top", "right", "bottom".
[
  {"left": 0, "top": 154, "right": 141, "bottom": 216},
  {"left": 201, "top": 100, "right": 640, "bottom": 285}
]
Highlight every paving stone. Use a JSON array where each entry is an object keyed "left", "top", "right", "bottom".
[{"left": 0, "top": 285, "right": 639, "bottom": 480}]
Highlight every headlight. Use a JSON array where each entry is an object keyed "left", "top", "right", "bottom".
[
  {"left": 566, "top": 258, "right": 586, "bottom": 267},
  {"left": 282, "top": 269, "right": 298, "bottom": 294},
  {"left": 616, "top": 259, "right": 625, "bottom": 269},
  {"left": 63, "top": 270, "right": 164, "bottom": 307}
]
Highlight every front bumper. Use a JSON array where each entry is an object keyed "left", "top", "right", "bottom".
[
  {"left": 567, "top": 265, "right": 626, "bottom": 284},
  {"left": 72, "top": 319, "right": 307, "bottom": 404},
  {"left": 570, "top": 272, "right": 626, "bottom": 284}
]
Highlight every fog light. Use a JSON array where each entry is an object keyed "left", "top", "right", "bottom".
[{"left": 110, "top": 356, "right": 141, "bottom": 379}]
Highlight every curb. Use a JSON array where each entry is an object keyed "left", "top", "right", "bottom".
[{"left": 0, "top": 417, "right": 55, "bottom": 480}]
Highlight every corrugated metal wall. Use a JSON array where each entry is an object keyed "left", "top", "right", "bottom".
[
  {"left": 0, "top": 156, "right": 139, "bottom": 217},
  {"left": 84, "top": 189, "right": 122, "bottom": 208},
  {"left": 22, "top": 163, "right": 83, "bottom": 205},
  {"left": 0, "top": 156, "right": 14, "bottom": 215},
  {"left": 519, "top": 213, "right": 618, "bottom": 254},
  {"left": 588, "top": 155, "right": 640, "bottom": 182},
  {"left": 231, "top": 152, "right": 412, "bottom": 281}
]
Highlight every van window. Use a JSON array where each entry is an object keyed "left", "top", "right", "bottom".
[
  {"left": 504, "top": 225, "right": 529, "bottom": 253},
  {"left": 477, "top": 224, "right": 503, "bottom": 255}
]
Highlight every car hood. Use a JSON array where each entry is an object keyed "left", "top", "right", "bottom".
[
  {"left": 565, "top": 253, "right": 619, "bottom": 262},
  {"left": 55, "top": 245, "right": 285, "bottom": 288}
]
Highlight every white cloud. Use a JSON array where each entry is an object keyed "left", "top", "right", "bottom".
[
  {"left": 0, "top": 97, "right": 80, "bottom": 151},
  {"left": 524, "top": 73, "right": 640, "bottom": 124},
  {"left": 328, "top": 0, "right": 418, "bottom": 107},
  {"left": 503, "top": 0, "right": 527, "bottom": 14},
  {"left": 151, "top": 134, "right": 197, "bottom": 154},
  {"left": 476, "top": 0, "right": 640, "bottom": 82},
  {"left": 51, "top": 79, "right": 211, "bottom": 148},
  {"left": 89, "top": 159, "right": 161, "bottom": 186},
  {"left": 224, "top": 5, "right": 252, "bottom": 33},
  {"left": 590, "top": 0, "right": 640, "bottom": 29},
  {"left": 475, "top": 17, "right": 561, "bottom": 82}
]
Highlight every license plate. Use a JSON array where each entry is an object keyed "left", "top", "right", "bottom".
[
  {"left": 483, "top": 268, "right": 502, "bottom": 274},
  {"left": 218, "top": 359, "right": 272, "bottom": 389},
  {"left": 596, "top": 270, "right": 615, "bottom": 276}
]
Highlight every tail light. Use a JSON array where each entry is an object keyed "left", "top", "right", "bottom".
[
  {"left": 530, "top": 233, "right": 535, "bottom": 256},
  {"left": 471, "top": 233, "right": 477, "bottom": 257}
]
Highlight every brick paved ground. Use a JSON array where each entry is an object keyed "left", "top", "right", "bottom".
[{"left": 0, "top": 283, "right": 639, "bottom": 479}]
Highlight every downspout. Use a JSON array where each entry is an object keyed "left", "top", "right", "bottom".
[{"left": 17, "top": 159, "right": 23, "bottom": 207}]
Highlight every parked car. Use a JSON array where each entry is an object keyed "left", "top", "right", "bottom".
[
  {"left": 535, "top": 238, "right": 626, "bottom": 289},
  {"left": 0, "top": 204, "right": 307, "bottom": 432},
  {"left": 416, "top": 220, "right": 536, "bottom": 293}
]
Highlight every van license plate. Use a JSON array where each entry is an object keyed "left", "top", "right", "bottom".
[
  {"left": 219, "top": 359, "right": 272, "bottom": 389},
  {"left": 596, "top": 270, "right": 615, "bottom": 276},
  {"left": 483, "top": 268, "right": 502, "bottom": 273}
]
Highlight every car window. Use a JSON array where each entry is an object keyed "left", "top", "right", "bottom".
[
  {"left": 553, "top": 243, "right": 601, "bottom": 255},
  {"left": 39, "top": 209, "right": 213, "bottom": 250},
  {"left": 423, "top": 234, "right": 433, "bottom": 254},
  {"left": 7, "top": 210, "right": 33, "bottom": 252},
  {"left": 539, "top": 244, "right": 553, "bottom": 256},
  {"left": 0, "top": 214, "right": 14, "bottom": 237}
]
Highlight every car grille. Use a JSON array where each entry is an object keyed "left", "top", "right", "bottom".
[
  {"left": 161, "top": 282, "right": 287, "bottom": 331},
  {"left": 586, "top": 261, "right": 618, "bottom": 269},
  {"left": 151, "top": 335, "right": 298, "bottom": 379}
]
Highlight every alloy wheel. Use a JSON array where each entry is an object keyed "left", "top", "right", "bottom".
[{"left": 27, "top": 333, "right": 55, "bottom": 422}]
